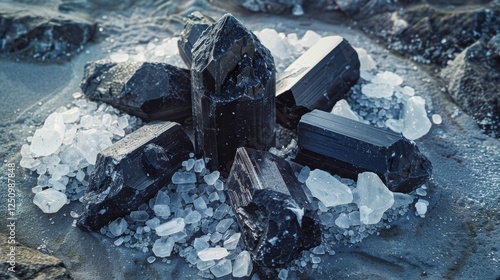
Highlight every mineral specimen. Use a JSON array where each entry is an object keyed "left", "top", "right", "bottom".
[
  {"left": 295, "top": 110, "right": 432, "bottom": 193},
  {"left": 77, "top": 122, "right": 193, "bottom": 232},
  {"left": 191, "top": 14, "right": 276, "bottom": 172},
  {"left": 355, "top": 172, "right": 394, "bottom": 225},
  {"left": 81, "top": 61, "right": 192, "bottom": 123},
  {"left": 276, "top": 36, "right": 360, "bottom": 129},
  {"left": 227, "top": 147, "right": 321, "bottom": 268},
  {"left": 177, "top": 11, "right": 215, "bottom": 68}
]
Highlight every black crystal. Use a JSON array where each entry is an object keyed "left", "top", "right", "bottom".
[
  {"left": 77, "top": 122, "right": 193, "bottom": 232},
  {"left": 81, "top": 61, "right": 192, "bottom": 123},
  {"left": 191, "top": 14, "right": 276, "bottom": 172},
  {"left": 227, "top": 147, "right": 321, "bottom": 268},
  {"left": 276, "top": 36, "right": 360, "bottom": 129},
  {"left": 295, "top": 110, "right": 432, "bottom": 193},
  {"left": 177, "top": 11, "right": 215, "bottom": 68}
]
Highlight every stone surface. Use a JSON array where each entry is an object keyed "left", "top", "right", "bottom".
[
  {"left": 0, "top": 235, "right": 72, "bottom": 279},
  {"left": 81, "top": 61, "right": 192, "bottom": 123},
  {"left": 177, "top": 11, "right": 215, "bottom": 68},
  {"left": 276, "top": 36, "right": 360, "bottom": 128},
  {"left": 191, "top": 14, "right": 276, "bottom": 172},
  {"left": 295, "top": 110, "right": 432, "bottom": 193},
  {"left": 0, "top": 2, "right": 95, "bottom": 61},
  {"left": 77, "top": 122, "right": 193, "bottom": 232},
  {"left": 227, "top": 147, "right": 321, "bottom": 268}
]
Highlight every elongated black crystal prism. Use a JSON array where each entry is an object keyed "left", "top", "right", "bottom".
[
  {"left": 178, "top": 11, "right": 215, "bottom": 68},
  {"left": 191, "top": 14, "right": 276, "bottom": 172},
  {"left": 276, "top": 36, "right": 360, "bottom": 129},
  {"left": 227, "top": 147, "right": 321, "bottom": 268},
  {"left": 295, "top": 110, "right": 432, "bottom": 193},
  {"left": 81, "top": 61, "right": 192, "bottom": 123},
  {"left": 77, "top": 122, "right": 193, "bottom": 232}
]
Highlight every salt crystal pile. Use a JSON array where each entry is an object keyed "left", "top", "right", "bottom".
[{"left": 20, "top": 93, "right": 140, "bottom": 213}]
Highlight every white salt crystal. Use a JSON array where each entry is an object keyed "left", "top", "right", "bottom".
[
  {"left": 108, "top": 125, "right": 125, "bottom": 137},
  {"left": 360, "top": 71, "right": 375, "bottom": 81},
  {"left": 210, "top": 232, "right": 223, "bottom": 243},
  {"left": 75, "top": 129, "right": 113, "bottom": 165},
  {"left": 210, "top": 259, "right": 232, "bottom": 278},
  {"left": 197, "top": 259, "right": 216, "bottom": 271},
  {"left": 415, "top": 200, "right": 428, "bottom": 217},
  {"left": 354, "top": 47, "right": 377, "bottom": 71},
  {"left": 402, "top": 96, "right": 432, "bottom": 140},
  {"left": 110, "top": 52, "right": 129, "bottom": 62},
  {"left": 194, "top": 197, "right": 208, "bottom": 211},
  {"left": 311, "top": 257, "right": 321, "bottom": 264},
  {"left": 76, "top": 170, "right": 85, "bottom": 182},
  {"left": 156, "top": 218, "right": 185, "bottom": 236},
  {"left": 335, "top": 213, "right": 351, "bottom": 229},
  {"left": 232, "top": 250, "right": 253, "bottom": 278},
  {"left": 197, "top": 247, "right": 230, "bottom": 261},
  {"left": 213, "top": 203, "right": 231, "bottom": 220},
  {"left": 203, "top": 171, "right": 220, "bottom": 186},
  {"left": 152, "top": 236, "right": 175, "bottom": 257},
  {"left": 117, "top": 116, "right": 129, "bottom": 129},
  {"left": 31, "top": 185, "right": 43, "bottom": 193},
  {"left": 300, "top": 30, "right": 321, "bottom": 49},
  {"left": 61, "top": 108, "right": 80, "bottom": 123},
  {"left": 312, "top": 246, "right": 325, "bottom": 255},
  {"left": 223, "top": 233, "right": 241, "bottom": 250},
  {"left": 392, "top": 193, "right": 414, "bottom": 209},
  {"left": 361, "top": 83, "right": 394, "bottom": 99},
  {"left": 216, "top": 218, "right": 233, "bottom": 233},
  {"left": 20, "top": 157, "right": 41, "bottom": 170},
  {"left": 305, "top": 169, "right": 353, "bottom": 207},
  {"left": 432, "top": 114, "right": 442, "bottom": 125},
  {"left": 416, "top": 188, "right": 427, "bottom": 196},
  {"left": 371, "top": 71, "right": 403, "bottom": 86},
  {"left": 194, "top": 159, "right": 205, "bottom": 173},
  {"left": 185, "top": 210, "right": 202, "bottom": 224},
  {"left": 43, "top": 113, "right": 66, "bottom": 136},
  {"left": 72, "top": 92, "right": 82, "bottom": 99},
  {"left": 258, "top": 29, "right": 288, "bottom": 60},
  {"left": 147, "top": 256, "right": 156, "bottom": 263},
  {"left": 185, "top": 158, "right": 195, "bottom": 171},
  {"left": 385, "top": 118, "right": 404, "bottom": 133},
  {"left": 331, "top": 99, "right": 359, "bottom": 121},
  {"left": 172, "top": 171, "right": 197, "bottom": 184},
  {"left": 33, "top": 188, "right": 67, "bottom": 213},
  {"left": 356, "top": 172, "right": 394, "bottom": 225},
  {"left": 193, "top": 237, "right": 210, "bottom": 251},
  {"left": 278, "top": 269, "right": 288, "bottom": 280},
  {"left": 30, "top": 129, "right": 63, "bottom": 157},
  {"left": 80, "top": 115, "right": 93, "bottom": 128},
  {"left": 214, "top": 179, "right": 224, "bottom": 191},
  {"left": 108, "top": 218, "right": 128, "bottom": 237},
  {"left": 130, "top": 210, "right": 149, "bottom": 222}
]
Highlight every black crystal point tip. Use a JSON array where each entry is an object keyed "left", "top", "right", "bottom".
[
  {"left": 276, "top": 36, "right": 360, "bottom": 129},
  {"left": 191, "top": 14, "right": 276, "bottom": 172},
  {"left": 81, "top": 61, "right": 192, "bottom": 123},
  {"left": 178, "top": 11, "right": 215, "bottom": 68},
  {"left": 227, "top": 147, "right": 321, "bottom": 268},
  {"left": 295, "top": 110, "right": 432, "bottom": 193},
  {"left": 77, "top": 122, "right": 193, "bottom": 232}
]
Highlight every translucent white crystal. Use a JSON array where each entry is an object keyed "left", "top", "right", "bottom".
[
  {"left": 334, "top": 213, "right": 351, "bottom": 229},
  {"left": 257, "top": 28, "right": 288, "bottom": 60},
  {"left": 30, "top": 129, "right": 63, "bottom": 157},
  {"left": 305, "top": 169, "right": 353, "bottom": 207},
  {"left": 432, "top": 114, "right": 442, "bottom": 125},
  {"left": 203, "top": 171, "right": 220, "bottom": 186},
  {"left": 43, "top": 112, "right": 66, "bottom": 136},
  {"left": 385, "top": 118, "right": 404, "bottom": 133},
  {"left": 292, "top": 4, "right": 304, "bottom": 16},
  {"left": 210, "top": 259, "right": 232, "bottom": 278},
  {"left": 232, "top": 250, "right": 252, "bottom": 277},
  {"left": 216, "top": 218, "right": 233, "bottom": 233},
  {"left": 61, "top": 108, "right": 80, "bottom": 123},
  {"left": 214, "top": 179, "right": 224, "bottom": 191},
  {"left": 185, "top": 210, "right": 202, "bottom": 224},
  {"left": 415, "top": 199, "right": 429, "bottom": 217},
  {"left": 223, "top": 232, "right": 241, "bottom": 250},
  {"left": 355, "top": 172, "right": 394, "bottom": 225},
  {"left": 193, "top": 237, "right": 210, "bottom": 251},
  {"left": 392, "top": 193, "right": 414, "bottom": 209},
  {"left": 354, "top": 47, "right": 377, "bottom": 71},
  {"left": 194, "top": 197, "right": 208, "bottom": 211},
  {"left": 371, "top": 71, "right": 403, "bottom": 86},
  {"left": 152, "top": 236, "right": 175, "bottom": 257},
  {"left": 75, "top": 129, "right": 113, "bottom": 164},
  {"left": 197, "top": 247, "right": 230, "bottom": 261},
  {"left": 416, "top": 187, "right": 427, "bottom": 196},
  {"left": 147, "top": 256, "right": 156, "bottom": 263},
  {"left": 33, "top": 188, "right": 67, "bottom": 213},
  {"left": 197, "top": 259, "right": 216, "bottom": 271},
  {"left": 213, "top": 203, "right": 231, "bottom": 220},
  {"left": 172, "top": 171, "right": 197, "bottom": 184},
  {"left": 402, "top": 96, "right": 432, "bottom": 140},
  {"left": 130, "top": 210, "right": 149, "bottom": 222},
  {"left": 331, "top": 99, "right": 359, "bottom": 121},
  {"left": 156, "top": 218, "right": 185, "bottom": 236},
  {"left": 110, "top": 52, "right": 129, "bottom": 62},
  {"left": 20, "top": 157, "right": 41, "bottom": 170},
  {"left": 108, "top": 218, "right": 128, "bottom": 237},
  {"left": 361, "top": 83, "right": 394, "bottom": 99},
  {"left": 278, "top": 268, "right": 288, "bottom": 280},
  {"left": 194, "top": 159, "right": 205, "bottom": 173},
  {"left": 300, "top": 30, "right": 321, "bottom": 49}
]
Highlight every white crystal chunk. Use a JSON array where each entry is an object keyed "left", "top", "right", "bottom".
[
  {"left": 33, "top": 188, "right": 67, "bottom": 213},
  {"left": 156, "top": 218, "right": 185, "bottom": 236},
  {"left": 197, "top": 247, "right": 230, "bottom": 261},
  {"left": 355, "top": 172, "right": 394, "bottom": 225},
  {"left": 305, "top": 169, "right": 353, "bottom": 208},
  {"left": 152, "top": 237, "right": 175, "bottom": 257},
  {"left": 402, "top": 96, "right": 432, "bottom": 140},
  {"left": 331, "top": 99, "right": 359, "bottom": 121},
  {"left": 232, "top": 250, "right": 253, "bottom": 278}
]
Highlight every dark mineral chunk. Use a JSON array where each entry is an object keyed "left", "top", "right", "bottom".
[
  {"left": 276, "top": 36, "right": 360, "bottom": 129},
  {"left": 0, "top": 2, "right": 95, "bottom": 60},
  {"left": 191, "top": 14, "right": 276, "bottom": 172},
  {"left": 77, "top": 122, "right": 193, "bottom": 232},
  {"left": 177, "top": 11, "right": 215, "bottom": 68},
  {"left": 295, "top": 110, "right": 432, "bottom": 193},
  {"left": 227, "top": 147, "right": 321, "bottom": 268},
  {"left": 81, "top": 60, "right": 192, "bottom": 123}
]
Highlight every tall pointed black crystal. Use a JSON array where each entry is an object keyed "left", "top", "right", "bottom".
[
  {"left": 178, "top": 11, "right": 215, "bottom": 68},
  {"left": 227, "top": 147, "right": 321, "bottom": 268},
  {"left": 191, "top": 14, "right": 276, "bottom": 172},
  {"left": 77, "top": 122, "right": 193, "bottom": 232},
  {"left": 295, "top": 110, "right": 432, "bottom": 193},
  {"left": 81, "top": 61, "right": 192, "bottom": 123},
  {"left": 276, "top": 36, "right": 360, "bottom": 129}
]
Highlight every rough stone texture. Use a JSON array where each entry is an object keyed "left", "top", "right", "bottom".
[
  {"left": 295, "top": 110, "right": 432, "bottom": 193},
  {"left": 441, "top": 40, "right": 500, "bottom": 137},
  {"left": 0, "top": 2, "right": 95, "bottom": 61},
  {"left": 177, "top": 11, "right": 215, "bottom": 68},
  {"left": 227, "top": 147, "right": 321, "bottom": 270},
  {"left": 276, "top": 36, "right": 360, "bottom": 129},
  {"left": 77, "top": 122, "right": 193, "bottom": 232},
  {"left": 0, "top": 234, "right": 72, "bottom": 279},
  {"left": 191, "top": 14, "right": 276, "bottom": 172},
  {"left": 81, "top": 60, "right": 192, "bottom": 123}
]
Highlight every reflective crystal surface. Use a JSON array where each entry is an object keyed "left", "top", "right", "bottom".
[
  {"left": 177, "top": 11, "right": 215, "bottom": 68},
  {"left": 191, "top": 14, "right": 276, "bottom": 172},
  {"left": 276, "top": 36, "right": 360, "bottom": 129},
  {"left": 295, "top": 110, "right": 432, "bottom": 193}
]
